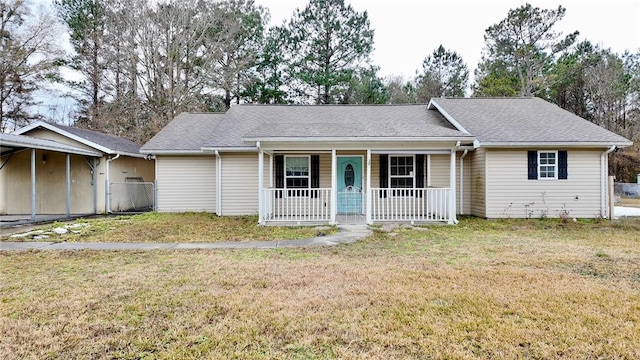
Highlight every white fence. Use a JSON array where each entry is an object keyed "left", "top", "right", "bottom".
[
  {"left": 261, "top": 188, "right": 332, "bottom": 223},
  {"left": 370, "top": 187, "right": 451, "bottom": 222},
  {"left": 109, "top": 182, "right": 155, "bottom": 213}
]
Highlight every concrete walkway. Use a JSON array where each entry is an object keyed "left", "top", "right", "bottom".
[{"left": 0, "top": 225, "right": 372, "bottom": 251}]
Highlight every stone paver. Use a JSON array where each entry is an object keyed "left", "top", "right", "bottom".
[{"left": 0, "top": 225, "right": 372, "bottom": 251}]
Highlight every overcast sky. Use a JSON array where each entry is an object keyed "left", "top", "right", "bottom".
[{"left": 255, "top": 0, "right": 640, "bottom": 80}]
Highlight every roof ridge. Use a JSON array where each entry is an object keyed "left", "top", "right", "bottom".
[{"left": 230, "top": 103, "right": 430, "bottom": 107}]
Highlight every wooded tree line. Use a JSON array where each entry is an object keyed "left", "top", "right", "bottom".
[{"left": 2, "top": 0, "right": 639, "bottom": 179}]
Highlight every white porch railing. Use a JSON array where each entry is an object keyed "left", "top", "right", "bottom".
[
  {"left": 261, "top": 188, "right": 332, "bottom": 223},
  {"left": 370, "top": 187, "right": 451, "bottom": 223},
  {"left": 261, "top": 187, "right": 451, "bottom": 224}
]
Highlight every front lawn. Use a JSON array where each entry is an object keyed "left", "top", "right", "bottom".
[
  {"left": 1, "top": 217, "right": 640, "bottom": 359},
  {"left": 3, "top": 212, "right": 336, "bottom": 243}
]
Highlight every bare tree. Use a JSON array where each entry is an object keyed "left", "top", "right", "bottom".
[{"left": 1, "top": 0, "right": 62, "bottom": 132}]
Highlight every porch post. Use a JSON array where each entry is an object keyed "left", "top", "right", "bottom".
[
  {"left": 31, "top": 149, "right": 36, "bottom": 221},
  {"left": 427, "top": 154, "right": 432, "bottom": 186},
  {"left": 330, "top": 149, "right": 337, "bottom": 225},
  {"left": 366, "top": 149, "right": 372, "bottom": 224},
  {"left": 269, "top": 154, "right": 273, "bottom": 188},
  {"left": 66, "top": 153, "right": 71, "bottom": 217},
  {"left": 449, "top": 149, "right": 457, "bottom": 224},
  {"left": 258, "top": 144, "right": 264, "bottom": 225}
]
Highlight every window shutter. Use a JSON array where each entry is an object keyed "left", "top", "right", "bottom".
[
  {"left": 415, "top": 154, "right": 425, "bottom": 197},
  {"left": 275, "top": 155, "right": 284, "bottom": 198},
  {"left": 311, "top": 155, "right": 320, "bottom": 197},
  {"left": 558, "top": 151, "right": 568, "bottom": 180},
  {"left": 527, "top": 151, "right": 537, "bottom": 180},
  {"left": 379, "top": 154, "right": 388, "bottom": 198}
]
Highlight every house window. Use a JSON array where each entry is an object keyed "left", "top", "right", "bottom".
[
  {"left": 528, "top": 150, "right": 567, "bottom": 180},
  {"left": 285, "top": 156, "right": 309, "bottom": 196},
  {"left": 538, "top": 151, "right": 557, "bottom": 179},
  {"left": 389, "top": 155, "right": 414, "bottom": 196}
]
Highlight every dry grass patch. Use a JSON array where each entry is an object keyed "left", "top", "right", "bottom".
[
  {"left": 1, "top": 217, "right": 640, "bottom": 359},
  {"left": 5, "top": 212, "right": 335, "bottom": 243}
]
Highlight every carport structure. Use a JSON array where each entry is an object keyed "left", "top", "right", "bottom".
[{"left": 0, "top": 133, "right": 101, "bottom": 222}]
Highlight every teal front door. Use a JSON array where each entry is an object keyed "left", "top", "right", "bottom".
[{"left": 337, "top": 156, "right": 363, "bottom": 214}]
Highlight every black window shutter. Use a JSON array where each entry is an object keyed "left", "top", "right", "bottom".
[
  {"left": 311, "top": 155, "right": 320, "bottom": 197},
  {"left": 275, "top": 155, "right": 284, "bottom": 198},
  {"left": 415, "top": 154, "right": 425, "bottom": 197},
  {"left": 379, "top": 154, "right": 388, "bottom": 198},
  {"left": 527, "top": 151, "right": 538, "bottom": 180},
  {"left": 558, "top": 151, "right": 568, "bottom": 180}
]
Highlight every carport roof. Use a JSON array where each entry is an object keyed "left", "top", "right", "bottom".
[
  {"left": 0, "top": 133, "right": 102, "bottom": 157},
  {"left": 13, "top": 121, "right": 143, "bottom": 157}
]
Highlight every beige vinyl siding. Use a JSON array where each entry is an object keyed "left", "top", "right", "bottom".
[
  {"left": 320, "top": 153, "right": 332, "bottom": 188},
  {"left": 371, "top": 154, "right": 380, "bottom": 188},
  {"left": 429, "top": 154, "right": 450, "bottom": 188},
  {"left": 428, "top": 153, "right": 470, "bottom": 215},
  {"left": 221, "top": 153, "right": 259, "bottom": 215},
  {"left": 470, "top": 148, "right": 487, "bottom": 217},
  {"left": 156, "top": 156, "right": 216, "bottom": 212},
  {"left": 459, "top": 153, "right": 471, "bottom": 215},
  {"left": 485, "top": 149, "right": 602, "bottom": 218}
]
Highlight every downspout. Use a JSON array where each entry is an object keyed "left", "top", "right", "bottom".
[
  {"left": 601, "top": 146, "right": 616, "bottom": 218},
  {"left": 215, "top": 150, "right": 222, "bottom": 216},
  {"left": 459, "top": 149, "right": 469, "bottom": 215},
  {"left": 105, "top": 154, "right": 120, "bottom": 213}
]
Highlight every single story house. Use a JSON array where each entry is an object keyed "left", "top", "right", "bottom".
[
  {"left": 1, "top": 121, "right": 155, "bottom": 220},
  {"left": 140, "top": 97, "right": 632, "bottom": 225}
]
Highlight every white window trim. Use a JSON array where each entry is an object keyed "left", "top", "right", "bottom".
[
  {"left": 284, "top": 155, "right": 310, "bottom": 196},
  {"left": 538, "top": 150, "right": 558, "bottom": 180},
  {"left": 388, "top": 155, "right": 415, "bottom": 197}
]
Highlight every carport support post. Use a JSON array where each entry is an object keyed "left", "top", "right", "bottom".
[
  {"left": 66, "top": 153, "right": 71, "bottom": 217},
  {"left": 31, "top": 149, "right": 36, "bottom": 221},
  {"left": 92, "top": 157, "right": 97, "bottom": 214}
]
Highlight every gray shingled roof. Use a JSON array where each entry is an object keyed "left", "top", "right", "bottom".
[
  {"left": 140, "top": 112, "right": 225, "bottom": 152},
  {"left": 0, "top": 133, "right": 102, "bottom": 157},
  {"left": 432, "top": 97, "right": 632, "bottom": 146},
  {"left": 213, "top": 104, "right": 469, "bottom": 146},
  {"left": 45, "top": 122, "right": 143, "bottom": 154}
]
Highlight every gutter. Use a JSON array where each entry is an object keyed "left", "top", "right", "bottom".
[
  {"left": 215, "top": 150, "right": 222, "bottom": 216},
  {"left": 601, "top": 146, "right": 616, "bottom": 218},
  {"left": 105, "top": 153, "right": 121, "bottom": 213},
  {"left": 202, "top": 146, "right": 258, "bottom": 153},
  {"left": 242, "top": 136, "right": 474, "bottom": 143},
  {"left": 478, "top": 141, "right": 633, "bottom": 148}
]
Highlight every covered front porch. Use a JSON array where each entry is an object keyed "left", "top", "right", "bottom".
[{"left": 257, "top": 146, "right": 466, "bottom": 225}]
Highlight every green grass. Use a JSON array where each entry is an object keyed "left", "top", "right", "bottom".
[
  {"left": 1, "top": 217, "right": 640, "bottom": 359},
  {"left": 3, "top": 212, "right": 336, "bottom": 243}
]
